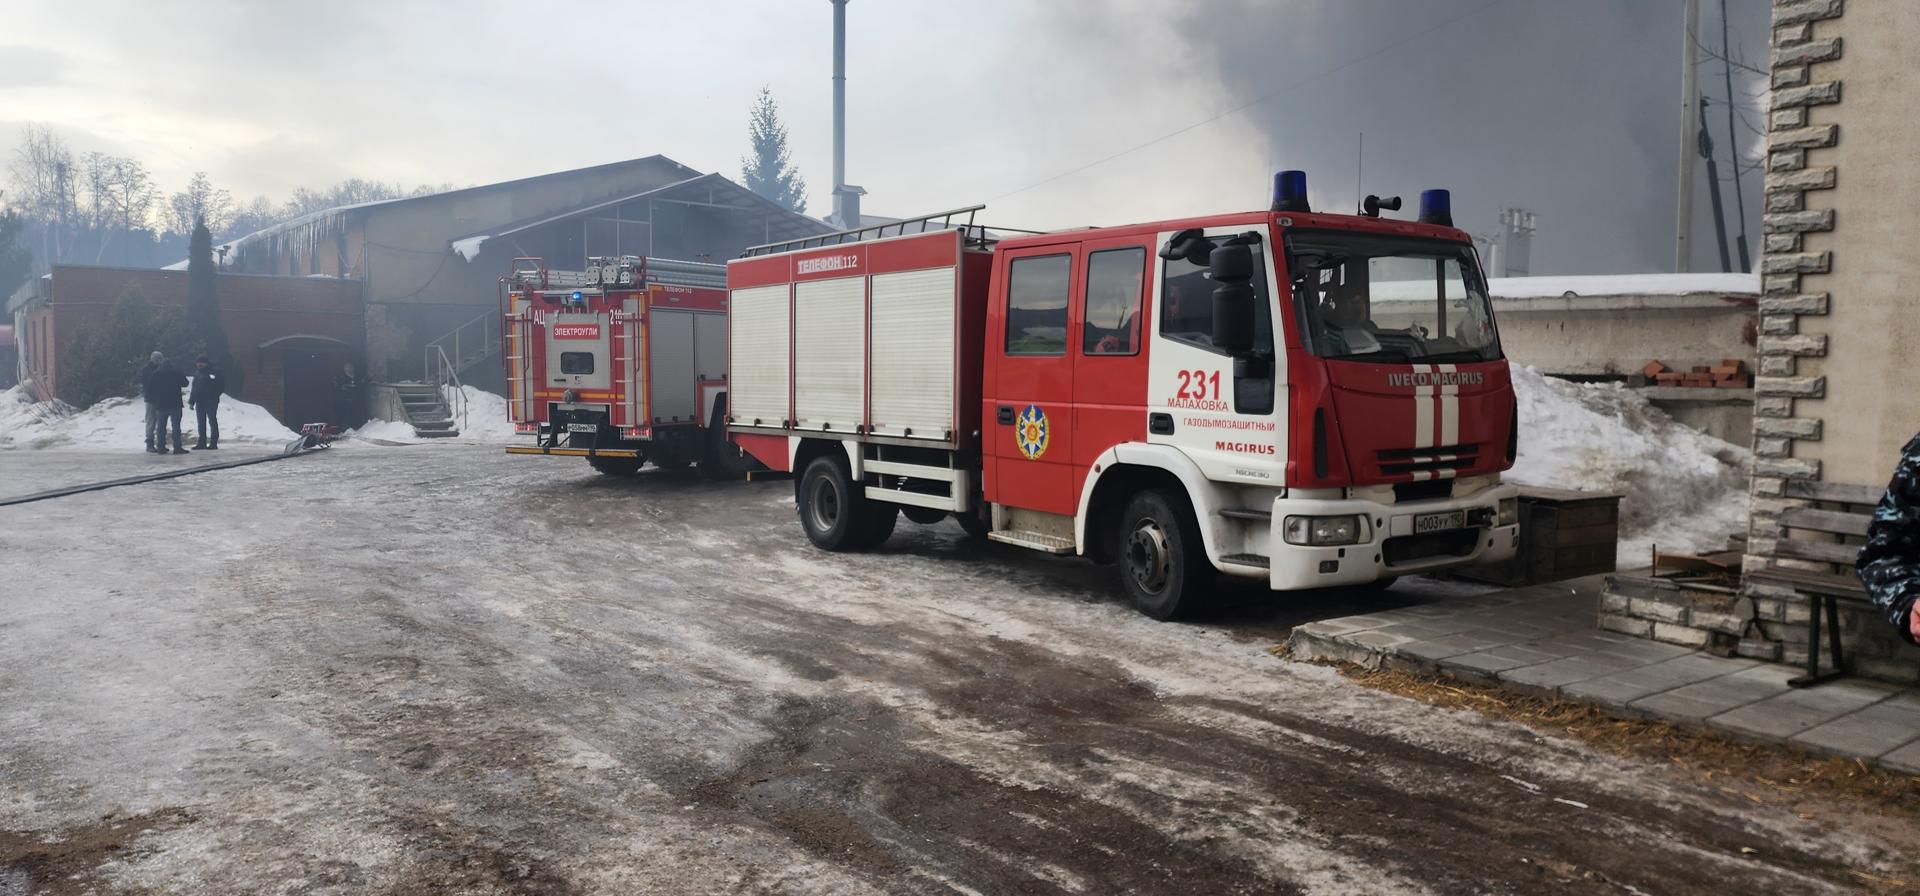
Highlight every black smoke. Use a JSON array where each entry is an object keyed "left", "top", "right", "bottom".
[{"left": 1165, "top": 0, "right": 1768, "bottom": 275}]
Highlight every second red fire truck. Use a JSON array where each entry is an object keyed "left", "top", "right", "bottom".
[
  {"left": 724, "top": 172, "right": 1520, "bottom": 618},
  {"left": 501, "top": 255, "right": 744, "bottom": 477}
]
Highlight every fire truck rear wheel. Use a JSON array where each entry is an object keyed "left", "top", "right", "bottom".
[
  {"left": 589, "top": 456, "right": 642, "bottom": 476},
  {"left": 955, "top": 508, "right": 991, "bottom": 540},
  {"left": 799, "top": 455, "right": 869, "bottom": 551},
  {"left": 853, "top": 505, "right": 899, "bottom": 549},
  {"left": 901, "top": 506, "right": 947, "bottom": 526},
  {"left": 1117, "top": 489, "right": 1209, "bottom": 620}
]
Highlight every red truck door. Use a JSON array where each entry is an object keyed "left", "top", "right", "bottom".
[
  {"left": 985, "top": 244, "right": 1081, "bottom": 516},
  {"left": 1071, "top": 238, "right": 1153, "bottom": 498}
]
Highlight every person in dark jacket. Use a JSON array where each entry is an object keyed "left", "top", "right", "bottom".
[
  {"left": 136, "top": 350, "right": 163, "bottom": 452},
  {"left": 1858, "top": 432, "right": 1920, "bottom": 644},
  {"left": 334, "top": 362, "right": 360, "bottom": 429},
  {"left": 144, "top": 359, "right": 190, "bottom": 454},
  {"left": 189, "top": 355, "right": 224, "bottom": 450}
]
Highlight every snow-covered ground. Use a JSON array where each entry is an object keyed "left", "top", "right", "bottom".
[
  {"left": 0, "top": 385, "right": 297, "bottom": 451},
  {"left": 1507, "top": 363, "right": 1749, "bottom": 561}
]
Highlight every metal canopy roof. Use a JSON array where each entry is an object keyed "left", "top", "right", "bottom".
[{"left": 452, "top": 172, "right": 832, "bottom": 250}]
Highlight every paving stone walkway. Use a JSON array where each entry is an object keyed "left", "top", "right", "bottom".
[{"left": 1288, "top": 575, "right": 1920, "bottom": 773}]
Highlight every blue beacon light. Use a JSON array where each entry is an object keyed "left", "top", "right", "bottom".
[
  {"left": 1418, "top": 189, "right": 1453, "bottom": 227},
  {"left": 1271, "top": 170, "right": 1311, "bottom": 213},
  {"left": 571, "top": 290, "right": 584, "bottom": 304}
]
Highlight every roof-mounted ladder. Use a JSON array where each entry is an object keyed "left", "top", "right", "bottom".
[{"left": 742, "top": 204, "right": 1027, "bottom": 257}]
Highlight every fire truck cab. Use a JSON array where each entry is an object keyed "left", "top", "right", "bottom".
[
  {"left": 502, "top": 255, "right": 742, "bottom": 477},
  {"left": 728, "top": 174, "right": 1520, "bottom": 619}
]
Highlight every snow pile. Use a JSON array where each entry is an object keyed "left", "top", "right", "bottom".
[
  {"left": 0, "top": 385, "right": 298, "bottom": 450},
  {"left": 447, "top": 385, "right": 518, "bottom": 442},
  {"left": 1507, "top": 364, "right": 1749, "bottom": 562},
  {"left": 341, "top": 386, "right": 517, "bottom": 446},
  {"left": 451, "top": 236, "right": 488, "bottom": 262}
]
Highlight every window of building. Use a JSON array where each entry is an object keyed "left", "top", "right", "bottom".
[
  {"left": 1005, "top": 253, "right": 1071, "bottom": 355},
  {"left": 1083, "top": 248, "right": 1145, "bottom": 356}
]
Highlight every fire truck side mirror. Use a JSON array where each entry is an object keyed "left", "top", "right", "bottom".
[
  {"left": 1209, "top": 243, "right": 1255, "bottom": 353},
  {"left": 1159, "top": 228, "right": 1212, "bottom": 265},
  {"left": 1212, "top": 283, "right": 1255, "bottom": 353}
]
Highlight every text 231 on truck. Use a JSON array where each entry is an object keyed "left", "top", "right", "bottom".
[{"left": 728, "top": 171, "right": 1519, "bottom": 619}]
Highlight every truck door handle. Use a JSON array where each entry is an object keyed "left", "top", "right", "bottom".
[
  {"left": 1149, "top": 413, "right": 1175, "bottom": 435},
  {"left": 996, "top": 406, "right": 1015, "bottom": 425}
]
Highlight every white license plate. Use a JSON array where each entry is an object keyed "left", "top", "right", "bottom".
[
  {"left": 566, "top": 423, "right": 598, "bottom": 434},
  {"left": 1414, "top": 510, "right": 1468, "bottom": 533}
]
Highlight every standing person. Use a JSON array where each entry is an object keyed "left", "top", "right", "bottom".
[
  {"left": 1859, "top": 432, "right": 1920, "bottom": 644},
  {"left": 189, "top": 355, "right": 224, "bottom": 450},
  {"left": 333, "top": 362, "right": 360, "bottom": 430},
  {"left": 145, "top": 358, "right": 190, "bottom": 454},
  {"left": 136, "top": 351, "right": 164, "bottom": 453}
]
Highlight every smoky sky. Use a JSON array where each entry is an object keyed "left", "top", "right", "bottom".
[
  {"left": 1159, "top": 0, "right": 1769, "bottom": 275},
  {"left": 3, "top": 1, "right": 1765, "bottom": 276}
]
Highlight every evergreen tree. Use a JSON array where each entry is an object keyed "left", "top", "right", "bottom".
[
  {"left": 740, "top": 87, "right": 808, "bottom": 214},
  {"left": 0, "top": 209, "right": 32, "bottom": 300},
  {"left": 59, "top": 290, "right": 196, "bottom": 407},
  {"left": 185, "top": 217, "right": 242, "bottom": 396}
]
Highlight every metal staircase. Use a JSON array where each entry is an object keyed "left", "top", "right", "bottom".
[
  {"left": 427, "top": 311, "right": 501, "bottom": 379},
  {"left": 392, "top": 381, "right": 460, "bottom": 439}
]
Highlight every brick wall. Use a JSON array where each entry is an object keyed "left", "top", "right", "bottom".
[
  {"left": 1744, "top": 0, "right": 1845, "bottom": 554},
  {"left": 1605, "top": 575, "right": 1914, "bottom": 683},
  {"left": 38, "top": 265, "right": 365, "bottom": 423}
]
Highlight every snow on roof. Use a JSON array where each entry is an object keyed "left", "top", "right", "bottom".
[
  {"left": 451, "top": 236, "right": 488, "bottom": 262},
  {"left": 1487, "top": 272, "right": 1758, "bottom": 299}
]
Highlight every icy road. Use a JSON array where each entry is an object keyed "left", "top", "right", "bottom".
[{"left": 0, "top": 445, "right": 1912, "bottom": 894}]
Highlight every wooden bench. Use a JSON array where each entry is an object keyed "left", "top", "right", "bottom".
[{"left": 1745, "top": 479, "right": 1884, "bottom": 687}]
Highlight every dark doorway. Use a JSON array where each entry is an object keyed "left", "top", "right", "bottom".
[{"left": 282, "top": 349, "right": 355, "bottom": 428}]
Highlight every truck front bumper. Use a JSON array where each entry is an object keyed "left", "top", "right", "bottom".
[{"left": 1267, "top": 484, "right": 1520, "bottom": 591}]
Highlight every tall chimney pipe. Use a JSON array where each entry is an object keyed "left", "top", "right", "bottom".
[{"left": 830, "top": 0, "right": 851, "bottom": 227}]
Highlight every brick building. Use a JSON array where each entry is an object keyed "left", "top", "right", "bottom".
[{"left": 9, "top": 266, "right": 364, "bottom": 426}]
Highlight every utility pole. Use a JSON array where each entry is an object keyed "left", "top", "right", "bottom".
[
  {"left": 1675, "top": 0, "right": 1701, "bottom": 272},
  {"left": 829, "top": 0, "right": 863, "bottom": 229},
  {"left": 1719, "top": 0, "right": 1751, "bottom": 271}
]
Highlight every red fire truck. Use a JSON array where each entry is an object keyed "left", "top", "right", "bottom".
[
  {"left": 502, "top": 255, "right": 743, "bottom": 476},
  {"left": 726, "top": 174, "right": 1520, "bottom": 618}
]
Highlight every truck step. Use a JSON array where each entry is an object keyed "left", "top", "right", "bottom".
[
  {"left": 987, "top": 530, "right": 1075, "bottom": 555},
  {"left": 1220, "top": 553, "right": 1271, "bottom": 569},
  {"left": 1220, "top": 509, "right": 1272, "bottom": 522}
]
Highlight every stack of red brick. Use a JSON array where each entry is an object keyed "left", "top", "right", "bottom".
[{"left": 1642, "top": 359, "right": 1749, "bottom": 389}]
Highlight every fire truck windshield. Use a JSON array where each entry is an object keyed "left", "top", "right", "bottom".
[{"left": 1285, "top": 231, "right": 1501, "bottom": 365}]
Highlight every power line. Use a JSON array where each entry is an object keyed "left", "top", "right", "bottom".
[{"left": 985, "top": 0, "right": 1507, "bottom": 204}]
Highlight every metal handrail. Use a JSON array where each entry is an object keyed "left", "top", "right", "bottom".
[
  {"left": 424, "top": 310, "right": 500, "bottom": 383},
  {"left": 426, "top": 344, "right": 468, "bottom": 434}
]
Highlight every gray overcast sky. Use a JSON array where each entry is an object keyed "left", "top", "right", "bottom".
[{"left": 2, "top": 0, "right": 1765, "bottom": 275}]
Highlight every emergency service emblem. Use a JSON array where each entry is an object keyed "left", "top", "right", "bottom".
[{"left": 1016, "top": 404, "right": 1050, "bottom": 460}]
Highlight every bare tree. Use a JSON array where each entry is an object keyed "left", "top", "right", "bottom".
[
  {"left": 223, "top": 195, "right": 279, "bottom": 240},
  {"left": 167, "top": 171, "right": 233, "bottom": 236},
  {"left": 6, "top": 123, "right": 78, "bottom": 262}
]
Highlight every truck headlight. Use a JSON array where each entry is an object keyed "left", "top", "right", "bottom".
[
  {"left": 1497, "top": 497, "right": 1518, "bottom": 527},
  {"left": 1283, "top": 515, "right": 1368, "bottom": 546}
]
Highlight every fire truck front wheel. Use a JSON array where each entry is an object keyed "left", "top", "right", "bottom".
[
  {"left": 798, "top": 455, "right": 893, "bottom": 551},
  {"left": 1117, "top": 489, "right": 1210, "bottom": 621}
]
